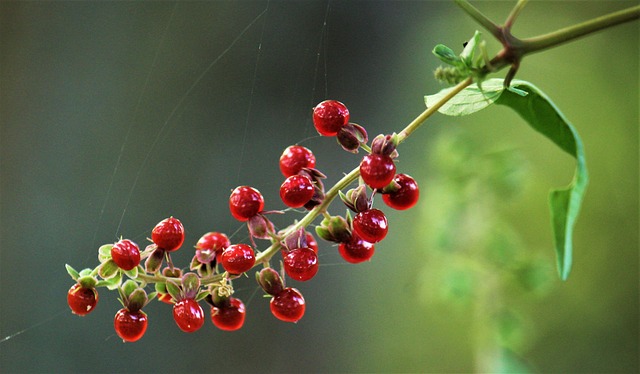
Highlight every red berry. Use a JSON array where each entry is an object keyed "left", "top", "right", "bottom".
[
  {"left": 152, "top": 217, "right": 185, "bottom": 252},
  {"left": 352, "top": 208, "right": 388, "bottom": 243},
  {"left": 305, "top": 232, "right": 318, "bottom": 253},
  {"left": 338, "top": 234, "right": 375, "bottom": 263},
  {"left": 382, "top": 173, "right": 420, "bottom": 210},
  {"left": 220, "top": 244, "right": 256, "bottom": 274},
  {"left": 173, "top": 299, "right": 204, "bottom": 333},
  {"left": 196, "top": 232, "right": 230, "bottom": 262},
  {"left": 229, "top": 186, "right": 264, "bottom": 222},
  {"left": 312, "top": 100, "right": 349, "bottom": 136},
  {"left": 211, "top": 297, "right": 246, "bottom": 331},
  {"left": 283, "top": 247, "right": 318, "bottom": 282},
  {"left": 67, "top": 284, "right": 98, "bottom": 316},
  {"left": 359, "top": 154, "right": 396, "bottom": 189},
  {"left": 280, "top": 175, "right": 314, "bottom": 208},
  {"left": 279, "top": 145, "right": 316, "bottom": 177},
  {"left": 270, "top": 287, "right": 306, "bottom": 323},
  {"left": 110, "top": 239, "right": 140, "bottom": 271},
  {"left": 114, "top": 308, "right": 148, "bottom": 342}
]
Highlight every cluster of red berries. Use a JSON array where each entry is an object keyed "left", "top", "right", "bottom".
[{"left": 66, "top": 99, "right": 419, "bottom": 342}]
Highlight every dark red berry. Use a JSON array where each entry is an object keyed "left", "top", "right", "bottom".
[
  {"left": 283, "top": 247, "right": 318, "bottom": 282},
  {"left": 382, "top": 173, "right": 420, "bottom": 210},
  {"left": 114, "top": 308, "right": 148, "bottom": 342},
  {"left": 352, "top": 208, "right": 388, "bottom": 243},
  {"left": 211, "top": 297, "right": 246, "bottom": 331},
  {"left": 229, "top": 186, "right": 264, "bottom": 222},
  {"left": 279, "top": 145, "right": 316, "bottom": 177},
  {"left": 359, "top": 154, "right": 396, "bottom": 189},
  {"left": 152, "top": 217, "right": 185, "bottom": 252},
  {"left": 111, "top": 239, "right": 141, "bottom": 271},
  {"left": 305, "top": 232, "right": 318, "bottom": 253},
  {"left": 220, "top": 244, "right": 256, "bottom": 274},
  {"left": 196, "top": 232, "right": 230, "bottom": 262},
  {"left": 312, "top": 100, "right": 349, "bottom": 136},
  {"left": 270, "top": 287, "right": 306, "bottom": 323},
  {"left": 173, "top": 299, "right": 204, "bottom": 333},
  {"left": 67, "top": 284, "right": 98, "bottom": 316},
  {"left": 338, "top": 234, "right": 375, "bottom": 263},
  {"left": 280, "top": 175, "right": 314, "bottom": 208}
]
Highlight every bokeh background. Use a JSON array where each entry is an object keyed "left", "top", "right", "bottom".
[{"left": 1, "top": 1, "right": 638, "bottom": 373}]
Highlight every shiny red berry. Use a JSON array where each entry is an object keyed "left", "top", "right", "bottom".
[
  {"left": 211, "top": 297, "right": 246, "bottom": 331},
  {"left": 280, "top": 175, "right": 314, "bottom": 208},
  {"left": 270, "top": 287, "right": 306, "bottom": 323},
  {"left": 229, "top": 186, "right": 264, "bottom": 221},
  {"left": 312, "top": 100, "right": 350, "bottom": 136},
  {"left": 382, "top": 173, "right": 420, "bottom": 210},
  {"left": 152, "top": 217, "right": 185, "bottom": 252},
  {"left": 305, "top": 232, "right": 318, "bottom": 253},
  {"left": 67, "top": 284, "right": 98, "bottom": 316},
  {"left": 110, "top": 239, "right": 140, "bottom": 271},
  {"left": 196, "top": 232, "right": 230, "bottom": 262},
  {"left": 360, "top": 154, "right": 396, "bottom": 189},
  {"left": 283, "top": 247, "right": 318, "bottom": 282},
  {"left": 279, "top": 145, "right": 316, "bottom": 177},
  {"left": 352, "top": 208, "right": 388, "bottom": 243},
  {"left": 173, "top": 299, "right": 204, "bottom": 333},
  {"left": 220, "top": 244, "right": 256, "bottom": 274},
  {"left": 338, "top": 234, "right": 375, "bottom": 263},
  {"left": 114, "top": 308, "right": 148, "bottom": 342}
]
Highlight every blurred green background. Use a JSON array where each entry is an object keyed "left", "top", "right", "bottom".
[{"left": 1, "top": 1, "right": 637, "bottom": 373}]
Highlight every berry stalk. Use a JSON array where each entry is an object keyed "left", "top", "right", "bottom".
[{"left": 255, "top": 77, "right": 473, "bottom": 265}]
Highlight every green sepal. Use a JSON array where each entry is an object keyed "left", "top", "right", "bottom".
[
  {"left": 65, "top": 264, "right": 79, "bottom": 281},
  {"left": 78, "top": 268, "right": 93, "bottom": 277},
  {"left": 124, "top": 266, "right": 139, "bottom": 279},
  {"left": 195, "top": 290, "right": 209, "bottom": 302},
  {"left": 121, "top": 279, "right": 138, "bottom": 299},
  {"left": 77, "top": 275, "right": 97, "bottom": 289},
  {"left": 96, "top": 271, "right": 122, "bottom": 290},
  {"left": 98, "top": 244, "right": 114, "bottom": 263},
  {"left": 165, "top": 280, "right": 182, "bottom": 301},
  {"left": 146, "top": 292, "right": 158, "bottom": 303},
  {"left": 181, "top": 273, "right": 200, "bottom": 299},
  {"left": 155, "top": 282, "right": 167, "bottom": 294},
  {"left": 127, "top": 288, "right": 148, "bottom": 312},
  {"left": 433, "top": 44, "right": 462, "bottom": 66},
  {"left": 98, "top": 260, "right": 119, "bottom": 279},
  {"left": 460, "top": 31, "right": 481, "bottom": 67},
  {"left": 315, "top": 225, "right": 332, "bottom": 242}
]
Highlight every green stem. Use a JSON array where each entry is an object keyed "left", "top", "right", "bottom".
[
  {"left": 454, "top": 0, "right": 502, "bottom": 39},
  {"left": 522, "top": 5, "right": 640, "bottom": 54},
  {"left": 504, "top": 0, "right": 528, "bottom": 30}
]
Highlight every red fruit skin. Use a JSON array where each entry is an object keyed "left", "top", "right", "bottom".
[
  {"left": 305, "top": 232, "right": 318, "bottom": 253},
  {"left": 220, "top": 244, "right": 256, "bottom": 274},
  {"left": 173, "top": 299, "right": 204, "bottom": 333},
  {"left": 111, "top": 239, "right": 141, "bottom": 271},
  {"left": 280, "top": 175, "right": 314, "bottom": 208},
  {"left": 382, "top": 173, "right": 420, "bottom": 210},
  {"left": 279, "top": 145, "right": 316, "bottom": 177},
  {"left": 352, "top": 208, "right": 388, "bottom": 243},
  {"left": 283, "top": 247, "right": 318, "bottom": 282},
  {"left": 211, "top": 298, "right": 246, "bottom": 331},
  {"left": 312, "top": 100, "right": 350, "bottom": 136},
  {"left": 359, "top": 154, "right": 396, "bottom": 189},
  {"left": 152, "top": 217, "right": 185, "bottom": 252},
  {"left": 270, "top": 287, "right": 306, "bottom": 323},
  {"left": 338, "top": 234, "right": 375, "bottom": 263},
  {"left": 196, "top": 232, "right": 230, "bottom": 262},
  {"left": 67, "top": 284, "right": 98, "bottom": 316},
  {"left": 114, "top": 308, "right": 148, "bottom": 342},
  {"left": 229, "top": 186, "right": 264, "bottom": 222}
]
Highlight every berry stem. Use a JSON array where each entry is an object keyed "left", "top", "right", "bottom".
[{"left": 255, "top": 78, "right": 473, "bottom": 265}]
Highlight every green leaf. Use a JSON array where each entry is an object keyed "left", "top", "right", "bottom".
[
  {"left": 425, "top": 79, "right": 504, "bottom": 116},
  {"left": 432, "top": 44, "right": 462, "bottom": 66},
  {"left": 495, "top": 80, "right": 588, "bottom": 281},
  {"left": 65, "top": 264, "right": 79, "bottom": 281}
]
